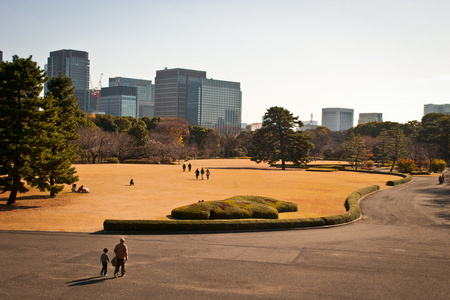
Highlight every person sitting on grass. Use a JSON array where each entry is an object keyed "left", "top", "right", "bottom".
[
  {"left": 71, "top": 184, "right": 77, "bottom": 193},
  {"left": 77, "top": 185, "right": 90, "bottom": 193}
]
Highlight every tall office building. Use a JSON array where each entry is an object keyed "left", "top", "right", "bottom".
[
  {"left": 46, "top": 49, "right": 90, "bottom": 112},
  {"left": 154, "top": 68, "right": 207, "bottom": 119},
  {"left": 424, "top": 104, "right": 450, "bottom": 115},
  {"left": 98, "top": 86, "right": 138, "bottom": 118},
  {"left": 187, "top": 78, "right": 242, "bottom": 129},
  {"left": 322, "top": 108, "right": 354, "bottom": 131},
  {"left": 358, "top": 113, "right": 383, "bottom": 125},
  {"left": 109, "top": 77, "right": 154, "bottom": 118},
  {"left": 0, "top": 50, "right": 3, "bottom": 61}
]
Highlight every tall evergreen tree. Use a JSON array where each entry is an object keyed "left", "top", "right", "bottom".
[
  {"left": 0, "top": 56, "right": 51, "bottom": 204},
  {"left": 43, "top": 74, "right": 79, "bottom": 196},
  {"left": 342, "top": 133, "right": 368, "bottom": 170},
  {"left": 388, "top": 128, "right": 407, "bottom": 172},
  {"left": 374, "top": 129, "right": 391, "bottom": 166},
  {"left": 251, "top": 106, "right": 313, "bottom": 170}
]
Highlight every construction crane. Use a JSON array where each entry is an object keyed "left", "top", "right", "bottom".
[{"left": 90, "top": 73, "right": 103, "bottom": 100}]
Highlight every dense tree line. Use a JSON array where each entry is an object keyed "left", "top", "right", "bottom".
[
  {"left": 307, "top": 113, "right": 449, "bottom": 171},
  {"left": 74, "top": 114, "right": 253, "bottom": 164}
]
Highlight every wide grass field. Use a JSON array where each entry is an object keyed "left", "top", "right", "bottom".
[{"left": 0, "top": 159, "right": 397, "bottom": 232}]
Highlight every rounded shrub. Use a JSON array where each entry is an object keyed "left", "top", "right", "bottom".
[
  {"left": 171, "top": 196, "right": 296, "bottom": 220},
  {"left": 395, "top": 158, "right": 417, "bottom": 173},
  {"left": 430, "top": 159, "right": 447, "bottom": 173},
  {"left": 106, "top": 157, "right": 120, "bottom": 164}
]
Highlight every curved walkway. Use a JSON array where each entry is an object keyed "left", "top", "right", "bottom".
[{"left": 0, "top": 176, "right": 448, "bottom": 299}]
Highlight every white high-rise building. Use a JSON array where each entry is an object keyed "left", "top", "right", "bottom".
[{"left": 321, "top": 108, "right": 354, "bottom": 131}]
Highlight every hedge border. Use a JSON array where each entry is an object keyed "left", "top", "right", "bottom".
[
  {"left": 339, "top": 169, "right": 413, "bottom": 186},
  {"left": 103, "top": 185, "right": 381, "bottom": 233}
]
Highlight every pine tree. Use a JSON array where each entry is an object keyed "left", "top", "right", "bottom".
[
  {"left": 342, "top": 133, "right": 368, "bottom": 170},
  {"left": 251, "top": 106, "right": 313, "bottom": 170},
  {"left": 374, "top": 129, "right": 391, "bottom": 166},
  {"left": 388, "top": 128, "right": 407, "bottom": 172},
  {"left": 42, "top": 74, "right": 79, "bottom": 196},
  {"left": 0, "top": 56, "right": 50, "bottom": 204}
]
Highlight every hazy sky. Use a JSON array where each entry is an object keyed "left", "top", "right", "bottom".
[{"left": 1, "top": 0, "right": 449, "bottom": 125}]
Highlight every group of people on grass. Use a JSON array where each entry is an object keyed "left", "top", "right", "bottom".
[
  {"left": 71, "top": 184, "right": 90, "bottom": 193},
  {"left": 182, "top": 163, "right": 211, "bottom": 180}
]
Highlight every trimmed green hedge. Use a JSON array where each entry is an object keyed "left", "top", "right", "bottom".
[
  {"left": 307, "top": 164, "right": 347, "bottom": 170},
  {"left": 386, "top": 173, "right": 412, "bottom": 186},
  {"left": 410, "top": 171, "right": 431, "bottom": 175},
  {"left": 103, "top": 185, "right": 380, "bottom": 232},
  {"left": 103, "top": 218, "right": 327, "bottom": 232},
  {"left": 306, "top": 168, "right": 338, "bottom": 172},
  {"left": 321, "top": 185, "right": 380, "bottom": 225}
]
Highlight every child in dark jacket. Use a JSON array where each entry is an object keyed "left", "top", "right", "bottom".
[{"left": 100, "top": 248, "right": 110, "bottom": 276}]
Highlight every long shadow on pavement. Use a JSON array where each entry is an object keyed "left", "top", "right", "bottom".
[{"left": 67, "top": 276, "right": 114, "bottom": 286}]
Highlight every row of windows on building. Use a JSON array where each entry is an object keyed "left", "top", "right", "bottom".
[{"left": 43, "top": 49, "right": 242, "bottom": 129}]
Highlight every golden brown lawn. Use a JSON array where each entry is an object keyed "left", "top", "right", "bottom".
[{"left": 0, "top": 159, "right": 396, "bottom": 232}]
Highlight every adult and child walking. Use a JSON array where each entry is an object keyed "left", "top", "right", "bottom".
[{"left": 100, "top": 238, "right": 128, "bottom": 278}]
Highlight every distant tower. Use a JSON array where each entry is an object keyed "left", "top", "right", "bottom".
[
  {"left": 98, "top": 86, "right": 138, "bottom": 118},
  {"left": 46, "top": 49, "right": 90, "bottom": 112},
  {"left": 154, "top": 68, "right": 206, "bottom": 119},
  {"left": 424, "top": 104, "right": 450, "bottom": 115},
  {"left": 109, "top": 77, "right": 154, "bottom": 118},
  {"left": 187, "top": 78, "right": 242, "bottom": 128},
  {"left": 322, "top": 108, "right": 354, "bottom": 131},
  {"left": 358, "top": 113, "right": 383, "bottom": 125},
  {"left": 0, "top": 50, "right": 3, "bottom": 61}
]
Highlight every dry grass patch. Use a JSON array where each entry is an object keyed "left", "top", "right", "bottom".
[{"left": 0, "top": 159, "right": 395, "bottom": 232}]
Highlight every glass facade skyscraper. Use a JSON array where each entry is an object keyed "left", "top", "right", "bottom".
[
  {"left": 358, "top": 113, "right": 383, "bottom": 125},
  {"left": 98, "top": 86, "right": 138, "bottom": 118},
  {"left": 46, "top": 49, "right": 90, "bottom": 112},
  {"left": 187, "top": 78, "right": 242, "bottom": 129},
  {"left": 109, "top": 77, "right": 154, "bottom": 118},
  {"left": 424, "top": 104, "right": 450, "bottom": 115},
  {"left": 154, "top": 68, "right": 207, "bottom": 119}
]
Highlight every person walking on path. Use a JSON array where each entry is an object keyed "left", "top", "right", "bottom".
[
  {"left": 201, "top": 168, "right": 205, "bottom": 180},
  {"left": 182, "top": 164, "right": 186, "bottom": 172},
  {"left": 100, "top": 248, "right": 110, "bottom": 276},
  {"left": 206, "top": 169, "right": 210, "bottom": 180},
  {"left": 130, "top": 179, "right": 134, "bottom": 186},
  {"left": 113, "top": 238, "right": 128, "bottom": 278},
  {"left": 188, "top": 163, "right": 192, "bottom": 172},
  {"left": 195, "top": 168, "right": 200, "bottom": 179}
]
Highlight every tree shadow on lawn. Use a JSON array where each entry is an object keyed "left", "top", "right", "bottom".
[
  {"left": 0, "top": 195, "right": 53, "bottom": 210},
  {"left": 0, "top": 204, "right": 40, "bottom": 211}
]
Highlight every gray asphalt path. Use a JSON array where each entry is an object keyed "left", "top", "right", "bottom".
[{"left": 0, "top": 176, "right": 449, "bottom": 299}]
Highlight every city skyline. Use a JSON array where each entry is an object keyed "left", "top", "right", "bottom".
[{"left": 2, "top": 0, "right": 450, "bottom": 125}]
